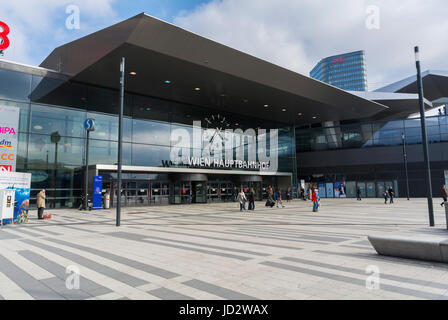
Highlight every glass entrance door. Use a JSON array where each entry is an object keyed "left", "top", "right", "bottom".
[
  {"left": 366, "top": 182, "right": 376, "bottom": 198},
  {"left": 192, "top": 182, "right": 206, "bottom": 204}
]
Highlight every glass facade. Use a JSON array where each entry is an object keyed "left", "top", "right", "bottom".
[
  {"left": 0, "top": 66, "right": 296, "bottom": 208},
  {"left": 310, "top": 51, "right": 368, "bottom": 91},
  {"left": 297, "top": 115, "right": 448, "bottom": 198},
  {"left": 296, "top": 115, "right": 448, "bottom": 153}
]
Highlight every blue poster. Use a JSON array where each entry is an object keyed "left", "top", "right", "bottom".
[
  {"left": 334, "top": 182, "right": 341, "bottom": 198},
  {"left": 318, "top": 183, "right": 326, "bottom": 198},
  {"left": 93, "top": 176, "right": 103, "bottom": 210},
  {"left": 326, "top": 183, "right": 334, "bottom": 198}
]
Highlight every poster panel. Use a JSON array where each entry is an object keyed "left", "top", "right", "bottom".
[
  {"left": 0, "top": 171, "right": 31, "bottom": 225},
  {"left": 318, "top": 183, "right": 326, "bottom": 198},
  {"left": 326, "top": 183, "right": 334, "bottom": 198},
  {"left": 93, "top": 176, "right": 103, "bottom": 210},
  {"left": 0, "top": 106, "right": 19, "bottom": 172},
  {"left": 334, "top": 182, "right": 341, "bottom": 198}
]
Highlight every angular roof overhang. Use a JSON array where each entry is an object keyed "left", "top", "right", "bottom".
[
  {"left": 348, "top": 91, "right": 433, "bottom": 121},
  {"left": 39, "top": 13, "right": 388, "bottom": 126},
  {"left": 375, "top": 70, "right": 448, "bottom": 102}
]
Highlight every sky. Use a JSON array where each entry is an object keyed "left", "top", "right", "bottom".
[{"left": 0, "top": 0, "right": 447, "bottom": 90}]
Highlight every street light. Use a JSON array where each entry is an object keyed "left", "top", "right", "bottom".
[
  {"left": 401, "top": 132, "right": 410, "bottom": 201},
  {"left": 415, "top": 46, "right": 435, "bottom": 227},
  {"left": 117, "top": 57, "right": 125, "bottom": 227},
  {"left": 50, "top": 131, "right": 61, "bottom": 209}
]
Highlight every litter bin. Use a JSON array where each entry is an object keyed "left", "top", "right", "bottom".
[{"left": 104, "top": 193, "right": 110, "bottom": 209}]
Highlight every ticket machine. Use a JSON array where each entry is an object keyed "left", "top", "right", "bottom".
[{"left": 0, "top": 189, "right": 15, "bottom": 226}]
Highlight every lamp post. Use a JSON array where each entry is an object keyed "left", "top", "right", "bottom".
[
  {"left": 401, "top": 132, "right": 410, "bottom": 201},
  {"left": 415, "top": 46, "right": 435, "bottom": 227},
  {"left": 117, "top": 57, "right": 125, "bottom": 227},
  {"left": 83, "top": 119, "right": 95, "bottom": 211},
  {"left": 50, "top": 131, "right": 61, "bottom": 209}
]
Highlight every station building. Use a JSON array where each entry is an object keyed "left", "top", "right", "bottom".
[{"left": 0, "top": 13, "right": 445, "bottom": 207}]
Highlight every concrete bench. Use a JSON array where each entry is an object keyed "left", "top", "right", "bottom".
[{"left": 368, "top": 235, "right": 448, "bottom": 263}]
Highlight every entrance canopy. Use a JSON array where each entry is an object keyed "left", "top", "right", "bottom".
[{"left": 40, "top": 13, "right": 388, "bottom": 126}]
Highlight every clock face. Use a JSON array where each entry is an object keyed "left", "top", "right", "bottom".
[{"left": 204, "top": 114, "right": 231, "bottom": 145}]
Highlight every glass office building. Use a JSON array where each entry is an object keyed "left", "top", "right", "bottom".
[{"left": 310, "top": 51, "right": 368, "bottom": 91}]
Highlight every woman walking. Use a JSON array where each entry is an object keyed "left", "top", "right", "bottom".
[{"left": 237, "top": 189, "right": 247, "bottom": 212}]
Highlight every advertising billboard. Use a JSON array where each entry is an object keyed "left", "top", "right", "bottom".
[
  {"left": 0, "top": 171, "right": 31, "bottom": 225},
  {"left": 0, "top": 106, "right": 19, "bottom": 172}
]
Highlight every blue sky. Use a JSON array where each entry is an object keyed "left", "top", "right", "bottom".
[
  {"left": 1, "top": 0, "right": 448, "bottom": 89},
  {"left": 0, "top": 0, "right": 211, "bottom": 67}
]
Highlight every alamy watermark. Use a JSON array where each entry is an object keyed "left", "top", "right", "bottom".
[
  {"left": 170, "top": 121, "right": 278, "bottom": 172},
  {"left": 365, "top": 5, "right": 380, "bottom": 30},
  {"left": 66, "top": 5, "right": 81, "bottom": 30},
  {"left": 366, "top": 265, "right": 380, "bottom": 290},
  {"left": 66, "top": 265, "right": 80, "bottom": 290}
]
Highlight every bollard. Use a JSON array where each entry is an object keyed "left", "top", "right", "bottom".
[{"left": 104, "top": 193, "right": 110, "bottom": 209}]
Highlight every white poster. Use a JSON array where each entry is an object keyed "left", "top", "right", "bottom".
[{"left": 0, "top": 106, "right": 19, "bottom": 172}]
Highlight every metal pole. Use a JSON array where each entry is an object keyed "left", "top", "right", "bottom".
[
  {"left": 84, "top": 130, "right": 90, "bottom": 211},
  {"left": 415, "top": 46, "right": 435, "bottom": 227},
  {"left": 402, "top": 133, "right": 410, "bottom": 200},
  {"left": 117, "top": 57, "right": 125, "bottom": 227}
]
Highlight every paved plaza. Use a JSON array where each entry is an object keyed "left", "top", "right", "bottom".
[{"left": 1, "top": 198, "right": 448, "bottom": 300}]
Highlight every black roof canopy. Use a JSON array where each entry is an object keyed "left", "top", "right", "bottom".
[{"left": 40, "top": 13, "right": 388, "bottom": 126}]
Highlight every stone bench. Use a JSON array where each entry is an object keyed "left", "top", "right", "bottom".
[{"left": 368, "top": 235, "right": 448, "bottom": 263}]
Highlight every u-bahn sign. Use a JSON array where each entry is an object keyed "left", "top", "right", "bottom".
[
  {"left": 0, "top": 21, "right": 10, "bottom": 51},
  {"left": 0, "top": 106, "right": 19, "bottom": 172}
]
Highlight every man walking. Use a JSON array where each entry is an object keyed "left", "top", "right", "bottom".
[
  {"left": 37, "top": 190, "right": 46, "bottom": 220},
  {"left": 356, "top": 187, "right": 362, "bottom": 201},
  {"left": 388, "top": 186, "right": 395, "bottom": 204},
  {"left": 441, "top": 185, "right": 448, "bottom": 207},
  {"left": 248, "top": 188, "right": 256, "bottom": 211}
]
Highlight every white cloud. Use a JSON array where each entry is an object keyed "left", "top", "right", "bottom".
[
  {"left": 174, "top": 0, "right": 448, "bottom": 90},
  {"left": 0, "top": 0, "right": 117, "bottom": 65}
]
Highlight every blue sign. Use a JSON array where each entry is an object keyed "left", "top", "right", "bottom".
[
  {"left": 334, "top": 182, "right": 341, "bottom": 198},
  {"left": 84, "top": 119, "right": 95, "bottom": 131},
  {"left": 318, "top": 183, "right": 326, "bottom": 198},
  {"left": 93, "top": 176, "right": 103, "bottom": 210}
]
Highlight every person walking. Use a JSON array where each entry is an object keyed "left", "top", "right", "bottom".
[
  {"left": 312, "top": 188, "right": 320, "bottom": 212},
  {"left": 383, "top": 190, "right": 389, "bottom": 204},
  {"left": 356, "top": 187, "right": 362, "bottom": 201},
  {"left": 441, "top": 185, "right": 448, "bottom": 207},
  {"left": 286, "top": 187, "right": 292, "bottom": 203},
  {"left": 37, "top": 190, "right": 46, "bottom": 220},
  {"left": 266, "top": 188, "right": 275, "bottom": 208},
  {"left": 276, "top": 189, "right": 285, "bottom": 208},
  {"left": 388, "top": 186, "right": 395, "bottom": 204},
  {"left": 237, "top": 189, "right": 247, "bottom": 212},
  {"left": 248, "top": 188, "right": 256, "bottom": 211}
]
